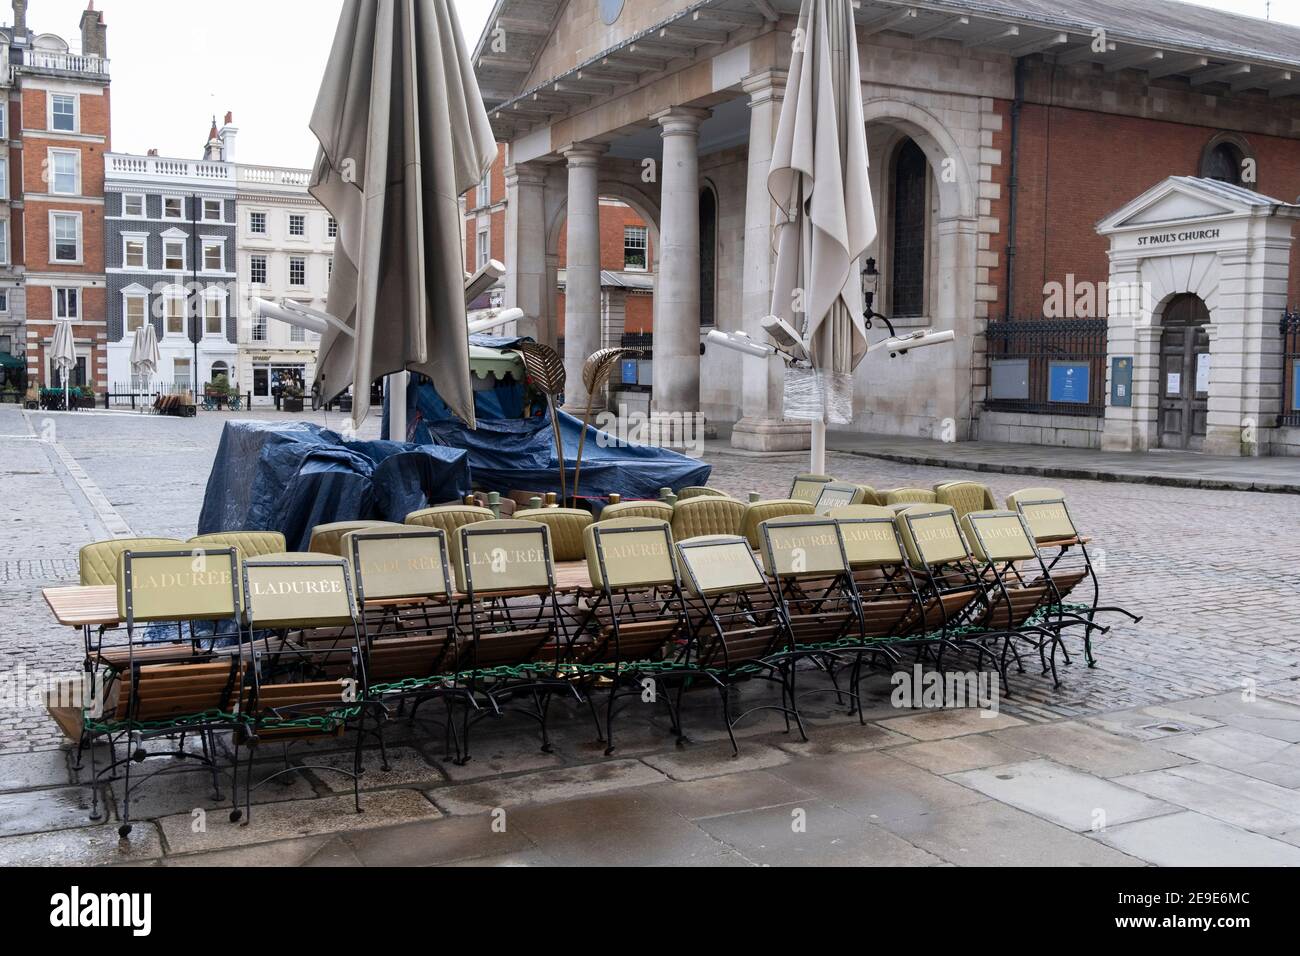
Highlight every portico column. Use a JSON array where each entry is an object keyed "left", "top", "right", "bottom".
[
  {"left": 651, "top": 106, "right": 710, "bottom": 433},
  {"left": 731, "top": 70, "right": 810, "bottom": 452},
  {"left": 561, "top": 143, "right": 605, "bottom": 407},
  {"left": 504, "top": 162, "right": 551, "bottom": 343}
]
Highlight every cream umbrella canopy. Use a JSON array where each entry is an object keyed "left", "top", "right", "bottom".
[
  {"left": 50, "top": 318, "right": 77, "bottom": 409},
  {"left": 308, "top": 0, "right": 497, "bottom": 434},
  {"left": 767, "top": 0, "right": 876, "bottom": 473},
  {"left": 129, "top": 323, "right": 161, "bottom": 396}
]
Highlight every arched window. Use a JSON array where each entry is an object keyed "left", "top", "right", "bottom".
[
  {"left": 891, "top": 138, "right": 927, "bottom": 317},
  {"left": 698, "top": 186, "right": 717, "bottom": 327},
  {"left": 1200, "top": 133, "right": 1254, "bottom": 188}
]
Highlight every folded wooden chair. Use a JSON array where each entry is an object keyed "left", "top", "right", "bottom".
[
  {"left": 894, "top": 505, "right": 1003, "bottom": 683},
  {"left": 960, "top": 510, "right": 1081, "bottom": 690},
  {"left": 674, "top": 535, "right": 804, "bottom": 753},
  {"left": 789, "top": 474, "right": 835, "bottom": 503},
  {"left": 238, "top": 555, "right": 374, "bottom": 820},
  {"left": 757, "top": 515, "right": 872, "bottom": 715},
  {"left": 671, "top": 495, "right": 747, "bottom": 541},
  {"left": 883, "top": 488, "right": 938, "bottom": 506},
  {"left": 405, "top": 504, "right": 496, "bottom": 537},
  {"left": 90, "top": 546, "right": 246, "bottom": 839},
  {"left": 812, "top": 481, "right": 868, "bottom": 515},
  {"left": 451, "top": 519, "right": 579, "bottom": 764},
  {"left": 345, "top": 527, "right": 463, "bottom": 764},
  {"left": 739, "top": 498, "right": 816, "bottom": 548},
  {"left": 1006, "top": 487, "right": 1142, "bottom": 667},
  {"left": 677, "top": 486, "right": 727, "bottom": 500},
  {"left": 934, "top": 481, "right": 997, "bottom": 520},
  {"left": 600, "top": 500, "right": 674, "bottom": 522},
  {"left": 578, "top": 518, "right": 688, "bottom": 754}
]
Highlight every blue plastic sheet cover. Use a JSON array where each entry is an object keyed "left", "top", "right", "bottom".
[
  {"left": 416, "top": 409, "right": 710, "bottom": 501},
  {"left": 197, "top": 420, "right": 470, "bottom": 551}
]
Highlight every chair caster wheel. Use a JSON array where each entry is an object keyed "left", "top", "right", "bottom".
[
  {"left": 229, "top": 809, "right": 242, "bottom": 823},
  {"left": 132, "top": 749, "right": 147, "bottom": 763},
  {"left": 603, "top": 746, "right": 616, "bottom": 757},
  {"left": 118, "top": 824, "right": 132, "bottom": 839},
  {"left": 541, "top": 744, "right": 554, "bottom": 754}
]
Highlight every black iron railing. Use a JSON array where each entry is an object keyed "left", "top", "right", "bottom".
[
  {"left": 984, "top": 318, "right": 1108, "bottom": 418},
  {"left": 1281, "top": 311, "right": 1300, "bottom": 427}
]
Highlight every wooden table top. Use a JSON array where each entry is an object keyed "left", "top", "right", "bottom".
[{"left": 43, "top": 561, "right": 597, "bottom": 630}]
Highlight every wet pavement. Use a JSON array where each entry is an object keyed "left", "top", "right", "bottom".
[{"left": 1, "top": 405, "right": 1298, "bottom": 865}]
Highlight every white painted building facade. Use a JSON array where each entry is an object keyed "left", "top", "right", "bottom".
[{"left": 234, "top": 163, "right": 335, "bottom": 406}]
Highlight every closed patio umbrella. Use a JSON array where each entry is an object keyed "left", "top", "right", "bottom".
[
  {"left": 50, "top": 318, "right": 76, "bottom": 409},
  {"left": 768, "top": 0, "right": 876, "bottom": 473},
  {"left": 129, "top": 322, "right": 160, "bottom": 396},
  {"left": 308, "top": 0, "right": 497, "bottom": 433}
]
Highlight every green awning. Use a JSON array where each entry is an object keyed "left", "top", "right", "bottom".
[
  {"left": 468, "top": 345, "right": 525, "bottom": 381},
  {"left": 0, "top": 352, "right": 22, "bottom": 370}
]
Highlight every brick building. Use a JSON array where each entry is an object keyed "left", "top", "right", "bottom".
[
  {"left": 473, "top": 0, "right": 1300, "bottom": 456},
  {"left": 6, "top": 1, "right": 111, "bottom": 393}
]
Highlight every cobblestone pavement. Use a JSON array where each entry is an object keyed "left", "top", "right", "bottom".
[{"left": 2, "top": 407, "right": 1299, "bottom": 866}]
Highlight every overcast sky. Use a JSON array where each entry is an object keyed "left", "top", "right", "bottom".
[{"left": 16, "top": 0, "right": 1300, "bottom": 169}]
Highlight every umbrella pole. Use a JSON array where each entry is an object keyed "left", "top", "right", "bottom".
[
  {"left": 572, "top": 391, "right": 594, "bottom": 501},
  {"left": 811, "top": 419, "right": 826, "bottom": 476},
  {"left": 547, "top": 396, "right": 566, "bottom": 504},
  {"left": 388, "top": 372, "right": 407, "bottom": 442}
]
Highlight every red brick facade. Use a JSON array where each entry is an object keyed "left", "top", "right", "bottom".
[{"left": 22, "top": 77, "right": 111, "bottom": 392}]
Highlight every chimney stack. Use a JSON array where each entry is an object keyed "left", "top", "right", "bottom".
[
  {"left": 12, "top": 0, "right": 26, "bottom": 38},
  {"left": 219, "top": 111, "right": 238, "bottom": 162},
  {"left": 80, "top": 2, "right": 108, "bottom": 58}
]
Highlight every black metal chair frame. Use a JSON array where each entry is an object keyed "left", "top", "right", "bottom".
[
  {"left": 88, "top": 547, "right": 246, "bottom": 840},
  {"left": 674, "top": 537, "right": 807, "bottom": 754},
  {"left": 453, "top": 523, "right": 582, "bottom": 766}
]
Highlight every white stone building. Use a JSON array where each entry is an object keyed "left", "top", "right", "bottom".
[
  {"left": 476, "top": 0, "right": 1300, "bottom": 456},
  {"left": 234, "top": 162, "right": 335, "bottom": 406}
]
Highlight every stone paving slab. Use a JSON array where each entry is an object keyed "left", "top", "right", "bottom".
[
  {"left": 1113, "top": 764, "right": 1300, "bottom": 844},
  {"left": 0, "top": 750, "right": 73, "bottom": 792},
  {"left": 949, "top": 759, "right": 1178, "bottom": 832},
  {"left": 878, "top": 708, "right": 1026, "bottom": 741},
  {"left": 1091, "top": 810, "right": 1300, "bottom": 866},
  {"left": 986, "top": 721, "right": 1193, "bottom": 777},
  {"left": 427, "top": 759, "right": 667, "bottom": 815},
  {"left": 693, "top": 799, "right": 944, "bottom": 867},
  {"left": 1151, "top": 726, "right": 1300, "bottom": 788},
  {"left": 876, "top": 798, "right": 1147, "bottom": 867},
  {"left": 157, "top": 789, "right": 441, "bottom": 855},
  {"left": 0, "top": 822, "right": 164, "bottom": 867},
  {"left": 639, "top": 741, "right": 791, "bottom": 782},
  {"left": 0, "top": 787, "right": 97, "bottom": 838},
  {"left": 889, "top": 735, "right": 1039, "bottom": 775}
]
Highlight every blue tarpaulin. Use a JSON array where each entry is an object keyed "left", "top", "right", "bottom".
[{"left": 197, "top": 420, "right": 470, "bottom": 551}]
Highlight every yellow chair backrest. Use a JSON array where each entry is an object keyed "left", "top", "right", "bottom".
[
  {"left": 599, "top": 500, "right": 674, "bottom": 523},
  {"left": 584, "top": 518, "right": 677, "bottom": 591},
  {"left": 117, "top": 547, "right": 241, "bottom": 624},
  {"left": 515, "top": 507, "right": 593, "bottom": 562},
  {"left": 342, "top": 527, "right": 452, "bottom": 602},
  {"left": 452, "top": 519, "right": 555, "bottom": 595},
  {"left": 829, "top": 505, "right": 907, "bottom": 568},
  {"left": 894, "top": 505, "right": 968, "bottom": 567},
  {"left": 242, "top": 554, "right": 356, "bottom": 629},
  {"left": 739, "top": 499, "right": 816, "bottom": 549},
  {"left": 677, "top": 486, "right": 727, "bottom": 500},
  {"left": 80, "top": 537, "right": 186, "bottom": 585},
  {"left": 960, "top": 511, "right": 1040, "bottom": 564},
  {"left": 404, "top": 505, "right": 496, "bottom": 538},
  {"left": 883, "top": 488, "right": 938, "bottom": 506},
  {"left": 935, "top": 481, "right": 997, "bottom": 520},
  {"left": 308, "top": 521, "right": 402, "bottom": 556},
  {"left": 188, "top": 531, "right": 286, "bottom": 562},
  {"left": 676, "top": 535, "right": 767, "bottom": 597},
  {"left": 1005, "top": 487, "right": 1078, "bottom": 543},
  {"left": 813, "top": 482, "right": 865, "bottom": 514},
  {"left": 758, "top": 515, "right": 849, "bottom": 578},
  {"left": 672, "top": 496, "right": 747, "bottom": 542},
  {"left": 789, "top": 474, "right": 835, "bottom": 503}
]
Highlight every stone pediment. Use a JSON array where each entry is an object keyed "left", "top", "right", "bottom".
[{"left": 1097, "top": 176, "right": 1293, "bottom": 234}]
